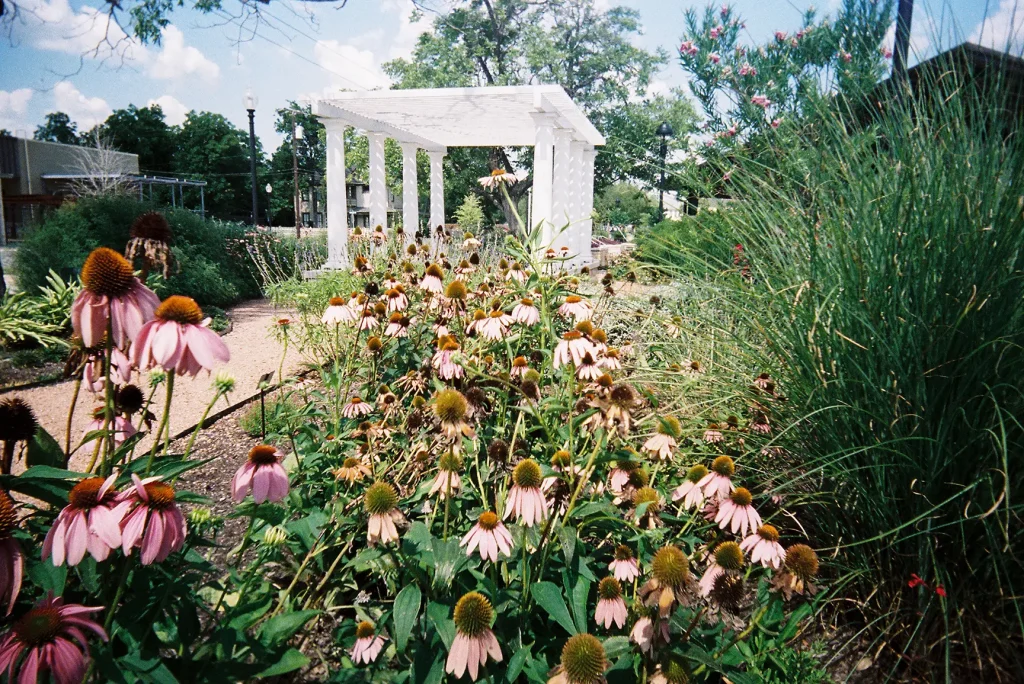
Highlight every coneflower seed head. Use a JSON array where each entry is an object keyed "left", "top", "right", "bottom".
[
  {"left": 364, "top": 482, "right": 399, "bottom": 515},
  {"left": 453, "top": 592, "right": 493, "bottom": 636},
  {"left": 711, "top": 456, "right": 735, "bottom": 477},
  {"left": 512, "top": 459, "right": 542, "bottom": 489},
  {"left": 652, "top": 545, "right": 689, "bottom": 586},
  {"left": 560, "top": 633, "right": 606, "bottom": 684},
  {"left": 81, "top": 247, "right": 135, "bottom": 297},
  {"left": 715, "top": 541, "right": 744, "bottom": 570}
]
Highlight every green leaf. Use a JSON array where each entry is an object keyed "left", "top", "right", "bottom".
[
  {"left": 393, "top": 583, "right": 422, "bottom": 652},
  {"left": 558, "top": 527, "right": 577, "bottom": 566},
  {"left": 259, "top": 609, "right": 319, "bottom": 646},
  {"left": 256, "top": 648, "right": 310, "bottom": 677},
  {"left": 426, "top": 601, "right": 455, "bottom": 648},
  {"left": 26, "top": 428, "right": 64, "bottom": 468},
  {"left": 531, "top": 581, "right": 578, "bottom": 635},
  {"left": 602, "top": 636, "right": 630, "bottom": 660},
  {"left": 506, "top": 644, "right": 532, "bottom": 682},
  {"left": 571, "top": 575, "right": 591, "bottom": 634},
  {"left": 27, "top": 558, "right": 66, "bottom": 595},
  {"left": 430, "top": 537, "right": 469, "bottom": 589}
]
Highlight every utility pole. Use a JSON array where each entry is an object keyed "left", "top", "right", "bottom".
[
  {"left": 892, "top": 0, "right": 914, "bottom": 91},
  {"left": 292, "top": 114, "right": 302, "bottom": 240}
]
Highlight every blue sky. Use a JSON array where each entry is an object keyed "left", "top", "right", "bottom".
[{"left": 0, "top": 0, "right": 1016, "bottom": 151}]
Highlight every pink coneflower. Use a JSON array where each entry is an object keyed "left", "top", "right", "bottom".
[
  {"left": 342, "top": 397, "right": 373, "bottom": 419},
  {"left": 510, "top": 298, "right": 539, "bottom": 326},
  {"left": 557, "top": 295, "right": 593, "bottom": 321},
  {"left": 595, "top": 577, "right": 628, "bottom": 629},
  {"left": 715, "top": 487, "right": 761, "bottom": 537},
  {"left": 433, "top": 389, "right": 475, "bottom": 440},
  {"left": 83, "top": 347, "right": 132, "bottom": 394},
  {"left": 553, "top": 331, "right": 595, "bottom": 369},
  {"left": 446, "top": 592, "right": 502, "bottom": 680},
  {"left": 640, "top": 545, "right": 690, "bottom": 618},
  {"left": 42, "top": 475, "right": 125, "bottom": 567},
  {"left": 740, "top": 524, "right": 785, "bottom": 569},
  {"left": 642, "top": 416, "right": 681, "bottom": 461},
  {"left": 364, "top": 482, "right": 405, "bottom": 546},
  {"left": 478, "top": 168, "right": 518, "bottom": 189},
  {"left": 630, "top": 615, "right": 670, "bottom": 654},
  {"left": 232, "top": 445, "right": 289, "bottom": 504},
  {"left": 358, "top": 308, "right": 378, "bottom": 331},
  {"left": 350, "top": 620, "right": 387, "bottom": 665},
  {"left": 130, "top": 296, "right": 230, "bottom": 377},
  {"left": 465, "top": 310, "right": 487, "bottom": 336},
  {"left": 84, "top": 409, "right": 136, "bottom": 447},
  {"left": 607, "top": 460, "right": 641, "bottom": 495},
  {"left": 461, "top": 511, "right": 513, "bottom": 563},
  {"left": 0, "top": 595, "right": 107, "bottom": 683},
  {"left": 672, "top": 464, "right": 709, "bottom": 510},
  {"left": 429, "top": 453, "right": 463, "bottom": 499},
  {"left": 386, "top": 287, "right": 409, "bottom": 312},
  {"left": 432, "top": 337, "right": 464, "bottom": 380},
  {"left": 503, "top": 459, "right": 548, "bottom": 527},
  {"left": 322, "top": 296, "right": 358, "bottom": 325},
  {"left": 0, "top": 491, "right": 23, "bottom": 615},
  {"left": 421, "top": 264, "right": 445, "bottom": 294},
  {"left": 609, "top": 545, "right": 640, "bottom": 582},
  {"left": 698, "top": 456, "right": 736, "bottom": 500},
  {"left": 698, "top": 559, "right": 724, "bottom": 597},
  {"left": 476, "top": 310, "right": 510, "bottom": 342},
  {"left": 384, "top": 313, "right": 412, "bottom": 338},
  {"left": 72, "top": 247, "right": 160, "bottom": 349},
  {"left": 600, "top": 348, "right": 622, "bottom": 370},
  {"left": 576, "top": 352, "right": 603, "bottom": 382},
  {"left": 505, "top": 262, "right": 528, "bottom": 284},
  {"left": 702, "top": 541, "right": 745, "bottom": 600},
  {"left": 703, "top": 424, "right": 724, "bottom": 443},
  {"left": 510, "top": 356, "right": 529, "bottom": 378},
  {"left": 118, "top": 475, "right": 186, "bottom": 565}
]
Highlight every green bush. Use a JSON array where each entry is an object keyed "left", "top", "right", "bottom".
[
  {"left": 636, "top": 215, "right": 739, "bottom": 275},
  {"left": 14, "top": 196, "right": 264, "bottom": 308}
]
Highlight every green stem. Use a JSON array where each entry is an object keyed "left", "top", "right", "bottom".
[
  {"left": 145, "top": 372, "right": 175, "bottom": 475},
  {"left": 183, "top": 389, "right": 223, "bottom": 460}
]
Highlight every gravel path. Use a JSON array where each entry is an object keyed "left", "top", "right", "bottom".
[{"left": 1, "top": 299, "right": 302, "bottom": 473}]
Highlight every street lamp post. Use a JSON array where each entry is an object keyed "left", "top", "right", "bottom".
[
  {"left": 656, "top": 121, "right": 674, "bottom": 222},
  {"left": 265, "top": 183, "right": 273, "bottom": 226},
  {"left": 293, "top": 119, "right": 303, "bottom": 239},
  {"left": 244, "top": 90, "right": 259, "bottom": 226},
  {"left": 311, "top": 170, "right": 322, "bottom": 229}
]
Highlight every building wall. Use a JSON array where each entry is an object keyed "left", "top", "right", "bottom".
[{"left": 4, "top": 137, "right": 139, "bottom": 195}]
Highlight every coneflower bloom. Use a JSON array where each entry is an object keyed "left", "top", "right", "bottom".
[
  {"left": 446, "top": 592, "right": 502, "bottom": 680},
  {"left": 0, "top": 491, "right": 23, "bottom": 614},
  {"left": 42, "top": 475, "right": 125, "bottom": 567},
  {"left": 350, "top": 620, "right": 388, "bottom": 665},
  {"left": 503, "top": 459, "right": 548, "bottom": 527},
  {"left": 553, "top": 331, "right": 595, "bottom": 369},
  {"left": 576, "top": 352, "right": 603, "bottom": 382},
  {"left": 478, "top": 168, "right": 518, "bottom": 189},
  {"left": 630, "top": 615, "right": 670, "bottom": 654},
  {"left": 698, "top": 456, "right": 736, "bottom": 500},
  {"left": 715, "top": 487, "right": 761, "bottom": 537},
  {"left": 476, "top": 310, "right": 511, "bottom": 342},
  {"left": 421, "top": 264, "right": 445, "bottom": 294},
  {"left": 83, "top": 347, "right": 132, "bottom": 394},
  {"left": 639, "top": 545, "right": 691, "bottom": 617},
  {"left": 232, "top": 445, "right": 289, "bottom": 504},
  {"left": 595, "top": 577, "right": 628, "bottom": 629},
  {"left": 433, "top": 389, "right": 475, "bottom": 440},
  {"left": 772, "top": 544, "right": 820, "bottom": 598},
  {"left": 547, "top": 633, "right": 607, "bottom": 684},
  {"left": 84, "top": 409, "right": 136, "bottom": 447},
  {"left": 384, "top": 313, "right": 412, "bottom": 338},
  {"left": 740, "top": 524, "right": 786, "bottom": 569},
  {"left": 342, "top": 397, "right": 373, "bottom": 419},
  {"left": 130, "top": 296, "right": 230, "bottom": 377},
  {"left": 322, "top": 296, "right": 358, "bottom": 325},
  {"left": 506, "top": 262, "right": 528, "bottom": 284},
  {"left": 465, "top": 310, "right": 487, "bottom": 336},
  {"left": 700, "top": 541, "right": 744, "bottom": 598},
  {"left": 607, "top": 459, "right": 641, "bottom": 495},
  {"left": 72, "top": 247, "right": 160, "bottom": 349},
  {"left": 432, "top": 337, "right": 464, "bottom": 380},
  {"left": 0, "top": 595, "right": 107, "bottom": 684},
  {"left": 429, "top": 452, "right": 463, "bottom": 499},
  {"left": 671, "top": 464, "right": 709, "bottom": 510},
  {"left": 364, "top": 482, "right": 405, "bottom": 546},
  {"left": 358, "top": 308, "right": 378, "bottom": 331},
  {"left": 385, "top": 287, "right": 409, "bottom": 312},
  {"left": 630, "top": 486, "right": 664, "bottom": 529},
  {"left": 510, "top": 356, "right": 529, "bottom": 378},
  {"left": 460, "top": 511, "right": 513, "bottom": 563},
  {"left": 643, "top": 416, "right": 681, "bottom": 461},
  {"left": 511, "top": 298, "right": 539, "bottom": 325},
  {"left": 118, "top": 475, "right": 187, "bottom": 565},
  {"left": 557, "top": 295, "right": 593, "bottom": 322},
  {"left": 334, "top": 457, "right": 372, "bottom": 483},
  {"left": 609, "top": 544, "right": 640, "bottom": 582},
  {"left": 702, "top": 423, "right": 724, "bottom": 443}
]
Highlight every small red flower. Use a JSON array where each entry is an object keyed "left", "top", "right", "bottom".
[
  {"left": 908, "top": 573, "right": 927, "bottom": 589},
  {"left": 934, "top": 585, "right": 946, "bottom": 598}
]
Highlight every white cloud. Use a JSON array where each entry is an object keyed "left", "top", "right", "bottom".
[
  {"left": 0, "top": 88, "right": 34, "bottom": 132},
  {"left": 147, "top": 95, "right": 189, "bottom": 126},
  {"left": 313, "top": 40, "right": 392, "bottom": 91},
  {"left": 972, "top": 0, "right": 1024, "bottom": 53},
  {"left": 19, "top": 0, "right": 146, "bottom": 63},
  {"left": 381, "top": 0, "right": 428, "bottom": 60},
  {"left": 53, "top": 81, "right": 111, "bottom": 129},
  {"left": 147, "top": 26, "right": 220, "bottom": 84}
]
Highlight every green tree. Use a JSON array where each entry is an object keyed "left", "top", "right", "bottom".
[
  {"left": 593, "top": 183, "right": 655, "bottom": 227},
  {"left": 174, "top": 111, "right": 263, "bottom": 222},
  {"left": 267, "top": 103, "right": 327, "bottom": 227},
  {"left": 454, "top": 194, "right": 485, "bottom": 230},
  {"left": 34, "top": 112, "right": 80, "bottom": 145},
  {"left": 87, "top": 105, "right": 177, "bottom": 173}
]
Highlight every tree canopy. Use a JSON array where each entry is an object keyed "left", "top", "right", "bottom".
[{"left": 34, "top": 112, "right": 80, "bottom": 145}]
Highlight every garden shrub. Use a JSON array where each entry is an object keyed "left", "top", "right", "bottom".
[{"left": 14, "top": 195, "right": 263, "bottom": 308}]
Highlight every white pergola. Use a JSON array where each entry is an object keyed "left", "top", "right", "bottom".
[{"left": 311, "top": 85, "right": 604, "bottom": 269}]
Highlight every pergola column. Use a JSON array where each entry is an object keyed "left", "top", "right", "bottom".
[
  {"left": 400, "top": 142, "right": 419, "bottom": 245},
  {"left": 581, "top": 145, "right": 597, "bottom": 266},
  {"left": 324, "top": 120, "right": 349, "bottom": 269},
  {"left": 530, "top": 112, "right": 556, "bottom": 250},
  {"left": 552, "top": 128, "right": 573, "bottom": 236},
  {"left": 367, "top": 132, "right": 387, "bottom": 231},
  {"left": 427, "top": 150, "right": 446, "bottom": 235},
  {"left": 569, "top": 140, "right": 586, "bottom": 266}
]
